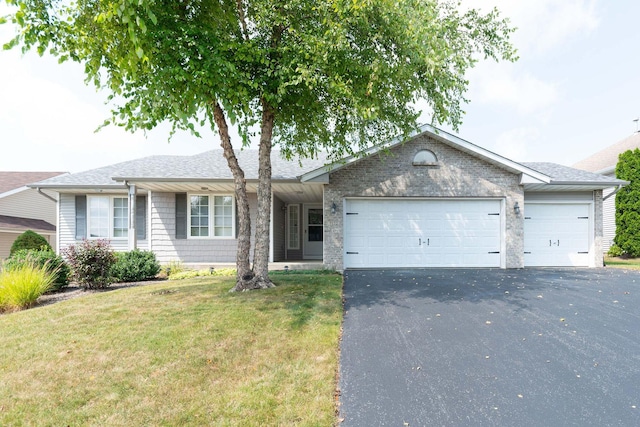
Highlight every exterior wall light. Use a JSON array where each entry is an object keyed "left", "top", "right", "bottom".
[
  {"left": 514, "top": 201, "right": 520, "bottom": 215},
  {"left": 331, "top": 202, "right": 337, "bottom": 214}
]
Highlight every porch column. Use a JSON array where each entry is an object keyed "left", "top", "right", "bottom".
[{"left": 127, "top": 183, "right": 137, "bottom": 250}]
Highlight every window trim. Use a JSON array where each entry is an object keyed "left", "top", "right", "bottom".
[
  {"left": 187, "top": 193, "right": 236, "bottom": 239},
  {"left": 87, "top": 195, "right": 129, "bottom": 240},
  {"left": 287, "top": 204, "right": 300, "bottom": 250}
]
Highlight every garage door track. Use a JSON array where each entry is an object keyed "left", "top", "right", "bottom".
[{"left": 339, "top": 268, "right": 640, "bottom": 426}]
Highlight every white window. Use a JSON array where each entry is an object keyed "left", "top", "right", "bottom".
[
  {"left": 189, "top": 194, "right": 235, "bottom": 238},
  {"left": 287, "top": 204, "right": 300, "bottom": 249},
  {"left": 88, "top": 196, "right": 128, "bottom": 239}
]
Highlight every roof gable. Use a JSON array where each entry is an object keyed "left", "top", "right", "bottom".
[{"left": 301, "top": 124, "right": 551, "bottom": 184}]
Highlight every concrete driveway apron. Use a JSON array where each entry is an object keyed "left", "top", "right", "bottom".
[{"left": 339, "top": 268, "right": 640, "bottom": 426}]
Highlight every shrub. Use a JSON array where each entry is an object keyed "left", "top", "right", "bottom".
[
  {"left": 169, "top": 267, "right": 236, "bottom": 280},
  {"left": 162, "top": 260, "right": 186, "bottom": 277},
  {"left": 607, "top": 244, "right": 625, "bottom": 258},
  {"left": 4, "top": 249, "right": 70, "bottom": 291},
  {"left": 111, "top": 249, "right": 161, "bottom": 283},
  {"left": 63, "top": 239, "right": 116, "bottom": 290},
  {"left": 9, "top": 230, "right": 52, "bottom": 256},
  {"left": 615, "top": 149, "right": 640, "bottom": 257},
  {"left": 0, "top": 262, "right": 55, "bottom": 311}
]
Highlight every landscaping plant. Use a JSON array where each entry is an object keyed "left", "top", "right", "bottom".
[
  {"left": 615, "top": 148, "right": 640, "bottom": 256},
  {"left": 62, "top": 239, "right": 116, "bottom": 289},
  {"left": 4, "top": 249, "right": 70, "bottom": 291},
  {"left": 0, "top": 262, "right": 55, "bottom": 311},
  {"left": 110, "top": 249, "right": 160, "bottom": 283},
  {"left": 9, "top": 230, "right": 52, "bottom": 256}
]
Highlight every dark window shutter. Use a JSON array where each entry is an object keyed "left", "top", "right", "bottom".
[
  {"left": 75, "top": 195, "right": 87, "bottom": 240},
  {"left": 136, "top": 196, "right": 147, "bottom": 240},
  {"left": 175, "top": 193, "right": 187, "bottom": 239}
]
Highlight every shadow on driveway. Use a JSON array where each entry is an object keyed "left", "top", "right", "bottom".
[{"left": 339, "top": 268, "right": 640, "bottom": 426}]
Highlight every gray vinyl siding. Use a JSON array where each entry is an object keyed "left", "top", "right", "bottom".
[
  {"left": 0, "top": 188, "right": 57, "bottom": 224},
  {"left": 0, "top": 232, "right": 16, "bottom": 259},
  {"left": 58, "top": 193, "right": 147, "bottom": 254},
  {"left": 272, "top": 195, "right": 285, "bottom": 262},
  {"left": 150, "top": 192, "right": 257, "bottom": 264},
  {"left": 603, "top": 186, "right": 616, "bottom": 253},
  {"left": 58, "top": 193, "right": 77, "bottom": 253},
  {"left": 524, "top": 192, "right": 593, "bottom": 202}
]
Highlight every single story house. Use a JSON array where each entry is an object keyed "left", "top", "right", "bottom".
[
  {"left": 0, "top": 171, "right": 67, "bottom": 259},
  {"left": 573, "top": 131, "right": 640, "bottom": 253},
  {"left": 30, "top": 125, "right": 626, "bottom": 270}
]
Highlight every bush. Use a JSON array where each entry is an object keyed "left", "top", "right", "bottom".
[
  {"left": 4, "top": 249, "right": 70, "bottom": 291},
  {"left": 10, "top": 230, "right": 52, "bottom": 256},
  {"left": 0, "top": 262, "right": 55, "bottom": 311},
  {"left": 615, "top": 149, "right": 640, "bottom": 256},
  {"left": 111, "top": 249, "right": 160, "bottom": 283},
  {"left": 607, "top": 244, "right": 625, "bottom": 257},
  {"left": 63, "top": 239, "right": 116, "bottom": 290}
]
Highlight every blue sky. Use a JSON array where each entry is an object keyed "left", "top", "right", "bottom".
[{"left": 1, "top": 0, "right": 638, "bottom": 173}]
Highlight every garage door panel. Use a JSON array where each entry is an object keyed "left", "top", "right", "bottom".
[
  {"left": 524, "top": 203, "right": 591, "bottom": 267},
  {"left": 344, "top": 199, "right": 502, "bottom": 268}
]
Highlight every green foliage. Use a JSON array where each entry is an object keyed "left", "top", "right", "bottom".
[
  {"left": 607, "top": 244, "right": 625, "bottom": 258},
  {"left": 9, "top": 230, "right": 52, "bottom": 256},
  {"left": 62, "top": 240, "right": 116, "bottom": 290},
  {"left": 111, "top": 249, "right": 160, "bottom": 283},
  {"left": 0, "top": 262, "right": 55, "bottom": 311},
  {"left": 162, "top": 260, "right": 185, "bottom": 277},
  {"left": 615, "top": 149, "right": 640, "bottom": 256},
  {"left": 4, "top": 0, "right": 516, "bottom": 158},
  {"left": 4, "top": 249, "right": 69, "bottom": 290}
]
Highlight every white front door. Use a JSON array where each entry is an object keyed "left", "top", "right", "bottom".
[{"left": 303, "top": 204, "right": 323, "bottom": 259}]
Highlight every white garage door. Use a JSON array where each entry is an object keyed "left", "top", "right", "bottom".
[
  {"left": 524, "top": 203, "right": 591, "bottom": 267},
  {"left": 344, "top": 199, "right": 502, "bottom": 268}
]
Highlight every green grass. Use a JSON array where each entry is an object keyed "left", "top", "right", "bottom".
[
  {"left": 0, "top": 273, "right": 343, "bottom": 426},
  {"left": 604, "top": 255, "right": 640, "bottom": 270}
]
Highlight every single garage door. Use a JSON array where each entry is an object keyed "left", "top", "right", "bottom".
[
  {"left": 344, "top": 199, "right": 502, "bottom": 268},
  {"left": 524, "top": 203, "right": 591, "bottom": 267}
]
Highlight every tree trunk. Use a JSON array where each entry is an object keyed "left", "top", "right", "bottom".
[
  {"left": 212, "top": 102, "right": 253, "bottom": 284},
  {"left": 250, "top": 101, "right": 276, "bottom": 288}
]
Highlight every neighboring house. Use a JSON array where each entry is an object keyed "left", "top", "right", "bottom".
[
  {"left": 573, "top": 132, "right": 640, "bottom": 253},
  {"left": 30, "top": 125, "right": 625, "bottom": 270},
  {"left": 0, "top": 171, "right": 68, "bottom": 259}
]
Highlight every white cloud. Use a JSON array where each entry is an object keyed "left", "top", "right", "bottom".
[
  {"left": 492, "top": 127, "right": 540, "bottom": 161},
  {"left": 468, "top": 64, "right": 559, "bottom": 115},
  {"left": 463, "top": 0, "right": 599, "bottom": 55}
]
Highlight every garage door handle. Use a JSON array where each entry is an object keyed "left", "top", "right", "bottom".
[
  {"left": 488, "top": 251, "right": 500, "bottom": 254},
  {"left": 346, "top": 252, "right": 359, "bottom": 254}
]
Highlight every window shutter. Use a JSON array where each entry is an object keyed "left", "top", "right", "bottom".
[
  {"left": 175, "top": 193, "right": 187, "bottom": 239},
  {"left": 136, "top": 196, "right": 147, "bottom": 240},
  {"left": 75, "top": 195, "right": 87, "bottom": 240}
]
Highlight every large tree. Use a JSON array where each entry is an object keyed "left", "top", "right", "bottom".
[{"left": 3, "top": 0, "right": 515, "bottom": 290}]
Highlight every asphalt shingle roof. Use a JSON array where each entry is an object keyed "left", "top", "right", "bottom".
[
  {"left": 521, "top": 162, "right": 626, "bottom": 184},
  {"left": 0, "top": 171, "right": 67, "bottom": 194},
  {"left": 572, "top": 132, "right": 640, "bottom": 173},
  {"left": 30, "top": 150, "right": 330, "bottom": 188},
  {"left": 0, "top": 215, "right": 55, "bottom": 232}
]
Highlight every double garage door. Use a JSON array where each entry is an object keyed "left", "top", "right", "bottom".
[
  {"left": 343, "top": 199, "right": 592, "bottom": 269},
  {"left": 344, "top": 199, "right": 503, "bottom": 268}
]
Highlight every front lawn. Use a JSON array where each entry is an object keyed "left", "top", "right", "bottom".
[
  {"left": 0, "top": 273, "right": 342, "bottom": 426},
  {"left": 604, "top": 255, "right": 640, "bottom": 270}
]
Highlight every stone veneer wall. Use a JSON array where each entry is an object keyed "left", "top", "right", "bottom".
[
  {"left": 593, "top": 189, "right": 604, "bottom": 267},
  {"left": 323, "top": 135, "right": 525, "bottom": 271}
]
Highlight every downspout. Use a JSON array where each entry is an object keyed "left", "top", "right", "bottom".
[
  {"left": 37, "top": 187, "right": 58, "bottom": 203},
  {"left": 603, "top": 184, "right": 623, "bottom": 201}
]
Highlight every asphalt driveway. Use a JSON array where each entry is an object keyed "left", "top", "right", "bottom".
[{"left": 339, "top": 268, "right": 640, "bottom": 426}]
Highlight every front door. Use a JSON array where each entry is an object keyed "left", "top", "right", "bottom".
[{"left": 303, "top": 204, "right": 323, "bottom": 259}]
